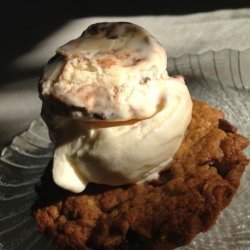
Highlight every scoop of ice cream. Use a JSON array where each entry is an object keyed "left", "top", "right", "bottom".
[
  {"left": 40, "top": 22, "right": 167, "bottom": 121},
  {"left": 39, "top": 22, "right": 193, "bottom": 193},
  {"left": 52, "top": 77, "right": 192, "bottom": 192}
]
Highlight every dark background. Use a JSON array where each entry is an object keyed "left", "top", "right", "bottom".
[{"left": 1, "top": 0, "right": 250, "bottom": 85}]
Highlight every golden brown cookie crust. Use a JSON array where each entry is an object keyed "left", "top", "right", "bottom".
[{"left": 34, "top": 99, "right": 249, "bottom": 250}]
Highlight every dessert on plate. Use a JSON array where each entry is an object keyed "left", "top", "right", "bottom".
[{"left": 35, "top": 22, "right": 249, "bottom": 249}]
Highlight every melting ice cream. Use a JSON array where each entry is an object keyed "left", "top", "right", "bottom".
[{"left": 39, "top": 22, "right": 192, "bottom": 193}]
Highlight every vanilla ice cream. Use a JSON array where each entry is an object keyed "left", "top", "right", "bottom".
[{"left": 39, "top": 22, "right": 193, "bottom": 193}]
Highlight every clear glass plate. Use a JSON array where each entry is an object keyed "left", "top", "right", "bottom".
[{"left": 0, "top": 49, "right": 250, "bottom": 250}]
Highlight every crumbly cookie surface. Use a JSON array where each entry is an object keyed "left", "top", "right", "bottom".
[{"left": 34, "top": 99, "right": 249, "bottom": 250}]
